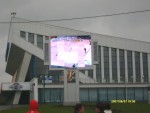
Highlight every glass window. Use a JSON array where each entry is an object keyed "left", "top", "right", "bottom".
[
  {"left": 50, "top": 89, "right": 62, "bottom": 102},
  {"left": 119, "top": 49, "right": 125, "bottom": 82},
  {"left": 108, "top": 88, "right": 117, "bottom": 101},
  {"left": 144, "top": 88, "right": 148, "bottom": 101},
  {"left": 117, "top": 88, "right": 125, "bottom": 100},
  {"left": 20, "top": 31, "right": 26, "bottom": 39},
  {"left": 37, "top": 35, "right": 43, "bottom": 49},
  {"left": 45, "top": 36, "right": 49, "bottom": 40},
  {"left": 135, "top": 52, "right": 140, "bottom": 82},
  {"left": 93, "top": 42, "right": 98, "bottom": 61},
  {"left": 89, "top": 89, "right": 97, "bottom": 101},
  {"left": 143, "top": 53, "right": 148, "bottom": 82},
  {"left": 98, "top": 88, "right": 108, "bottom": 101},
  {"left": 111, "top": 48, "right": 117, "bottom": 82},
  {"left": 44, "top": 43, "right": 49, "bottom": 62},
  {"left": 80, "top": 89, "right": 89, "bottom": 102},
  {"left": 127, "top": 88, "right": 135, "bottom": 100},
  {"left": 127, "top": 51, "right": 133, "bottom": 83},
  {"left": 28, "top": 33, "right": 34, "bottom": 44},
  {"left": 104, "top": 47, "right": 109, "bottom": 83},
  {"left": 96, "top": 46, "right": 101, "bottom": 83},
  {"left": 135, "top": 88, "right": 143, "bottom": 101},
  {"left": 48, "top": 70, "right": 64, "bottom": 84},
  {"left": 88, "top": 70, "right": 93, "bottom": 78}
]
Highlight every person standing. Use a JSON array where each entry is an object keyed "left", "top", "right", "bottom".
[
  {"left": 104, "top": 103, "right": 112, "bottom": 113},
  {"left": 95, "top": 103, "right": 105, "bottom": 113},
  {"left": 27, "top": 100, "right": 39, "bottom": 113},
  {"left": 74, "top": 103, "right": 85, "bottom": 113}
]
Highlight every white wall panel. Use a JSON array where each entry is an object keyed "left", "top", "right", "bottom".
[{"left": 10, "top": 18, "right": 150, "bottom": 54}]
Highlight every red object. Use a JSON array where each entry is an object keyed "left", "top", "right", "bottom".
[
  {"left": 50, "top": 36, "right": 56, "bottom": 38},
  {"left": 27, "top": 100, "right": 39, "bottom": 113}
]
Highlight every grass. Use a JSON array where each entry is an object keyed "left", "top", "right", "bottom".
[{"left": 0, "top": 102, "right": 150, "bottom": 113}]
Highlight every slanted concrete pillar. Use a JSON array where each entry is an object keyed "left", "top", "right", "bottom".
[{"left": 13, "top": 52, "right": 31, "bottom": 104}]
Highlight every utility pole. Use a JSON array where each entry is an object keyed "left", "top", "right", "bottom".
[{"left": 11, "top": 12, "right": 16, "bottom": 17}]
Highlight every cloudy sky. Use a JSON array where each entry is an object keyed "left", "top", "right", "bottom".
[{"left": 0, "top": 0, "right": 150, "bottom": 82}]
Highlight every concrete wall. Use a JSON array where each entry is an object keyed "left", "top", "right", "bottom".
[{"left": 10, "top": 17, "right": 150, "bottom": 53}]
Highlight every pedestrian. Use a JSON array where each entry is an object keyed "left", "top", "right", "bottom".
[
  {"left": 95, "top": 103, "right": 105, "bottom": 113},
  {"left": 74, "top": 103, "right": 84, "bottom": 113},
  {"left": 27, "top": 100, "right": 39, "bottom": 113},
  {"left": 104, "top": 103, "right": 112, "bottom": 113}
]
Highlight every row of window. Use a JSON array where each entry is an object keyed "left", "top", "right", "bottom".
[
  {"left": 96, "top": 46, "right": 149, "bottom": 83},
  {"left": 20, "top": 31, "right": 49, "bottom": 49},
  {"left": 38, "top": 87, "right": 148, "bottom": 103}
]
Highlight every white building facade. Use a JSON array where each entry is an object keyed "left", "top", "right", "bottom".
[{"left": 2, "top": 17, "right": 150, "bottom": 104}]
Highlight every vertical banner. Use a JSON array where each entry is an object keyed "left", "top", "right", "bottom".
[{"left": 67, "top": 70, "right": 76, "bottom": 83}]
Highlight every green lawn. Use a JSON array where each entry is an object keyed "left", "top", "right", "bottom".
[{"left": 0, "top": 102, "right": 150, "bottom": 113}]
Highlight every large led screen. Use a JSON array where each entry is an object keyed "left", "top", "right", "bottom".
[{"left": 49, "top": 35, "right": 92, "bottom": 68}]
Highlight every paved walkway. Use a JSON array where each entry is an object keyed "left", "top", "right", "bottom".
[{"left": 0, "top": 105, "right": 27, "bottom": 111}]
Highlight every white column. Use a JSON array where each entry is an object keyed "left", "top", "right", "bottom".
[
  {"left": 109, "top": 48, "right": 112, "bottom": 83},
  {"left": 64, "top": 69, "right": 79, "bottom": 106},
  {"left": 124, "top": 50, "right": 128, "bottom": 83},
  {"left": 117, "top": 49, "right": 120, "bottom": 83},
  {"left": 101, "top": 46, "right": 104, "bottom": 83},
  {"left": 132, "top": 51, "right": 136, "bottom": 83},
  {"left": 140, "top": 53, "right": 144, "bottom": 83},
  {"left": 85, "top": 70, "right": 88, "bottom": 76},
  {"left": 148, "top": 54, "right": 150, "bottom": 83},
  {"left": 13, "top": 52, "right": 32, "bottom": 104},
  {"left": 26, "top": 32, "right": 28, "bottom": 41},
  {"left": 85, "top": 70, "right": 88, "bottom": 83},
  {"left": 93, "top": 65, "right": 96, "bottom": 81},
  {"left": 30, "top": 78, "right": 38, "bottom": 101}
]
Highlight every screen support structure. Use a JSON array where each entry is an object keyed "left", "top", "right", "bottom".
[{"left": 63, "top": 68, "right": 80, "bottom": 106}]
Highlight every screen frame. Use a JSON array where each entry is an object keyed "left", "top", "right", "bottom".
[{"left": 49, "top": 35, "right": 93, "bottom": 70}]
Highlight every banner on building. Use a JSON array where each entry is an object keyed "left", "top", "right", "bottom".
[{"left": 1, "top": 82, "right": 32, "bottom": 91}]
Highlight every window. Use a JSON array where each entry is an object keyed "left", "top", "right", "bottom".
[
  {"left": 143, "top": 53, "right": 148, "bottom": 82},
  {"left": 20, "top": 31, "right": 26, "bottom": 39},
  {"left": 44, "top": 43, "right": 49, "bottom": 62},
  {"left": 111, "top": 48, "right": 117, "bottom": 82},
  {"left": 103, "top": 47, "right": 109, "bottom": 82},
  {"left": 135, "top": 52, "right": 140, "bottom": 82},
  {"left": 93, "top": 42, "right": 98, "bottom": 61},
  {"left": 127, "top": 51, "right": 133, "bottom": 82},
  {"left": 28, "top": 33, "right": 34, "bottom": 44},
  {"left": 96, "top": 46, "right": 101, "bottom": 83},
  {"left": 119, "top": 49, "right": 125, "bottom": 82},
  {"left": 45, "top": 36, "right": 49, "bottom": 40},
  {"left": 37, "top": 35, "right": 43, "bottom": 49},
  {"left": 88, "top": 70, "right": 93, "bottom": 78}
]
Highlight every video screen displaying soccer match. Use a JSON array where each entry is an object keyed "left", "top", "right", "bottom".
[{"left": 49, "top": 35, "right": 92, "bottom": 68}]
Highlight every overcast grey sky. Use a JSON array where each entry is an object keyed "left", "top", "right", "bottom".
[{"left": 0, "top": 0, "right": 150, "bottom": 82}]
